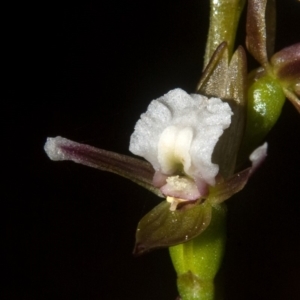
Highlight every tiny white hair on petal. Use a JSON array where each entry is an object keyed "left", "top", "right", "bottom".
[{"left": 129, "top": 88, "right": 233, "bottom": 186}]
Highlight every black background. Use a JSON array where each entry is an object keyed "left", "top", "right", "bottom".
[{"left": 3, "top": 1, "right": 300, "bottom": 299}]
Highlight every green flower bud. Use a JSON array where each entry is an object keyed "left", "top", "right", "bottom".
[
  {"left": 238, "top": 74, "right": 285, "bottom": 163},
  {"left": 247, "top": 75, "right": 285, "bottom": 139}
]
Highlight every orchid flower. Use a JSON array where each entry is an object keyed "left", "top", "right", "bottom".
[
  {"left": 44, "top": 0, "right": 299, "bottom": 299},
  {"left": 130, "top": 88, "right": 233, "bottom": 210},
  {"left": 44, "top": 84, "right": 267, "bottom": 254}
]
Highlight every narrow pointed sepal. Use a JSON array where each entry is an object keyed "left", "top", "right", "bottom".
[
  {"left": 270, "top": 43, "right": 300, "bottom": 112},
  {"left": 44, "top": 136, "right": 163, "bottom": 197},
  {"left": 209, "top": 168, "right": 251, "bottom": 204},
  {"left": 133, "top": 201, "right": 212, "bottom": 255},
  {"left": 270, "top": 43, "right": 300, "bottom": 84},
  {"left": 213, "top": 46, "right": 247, "bottom": 178},
  {"left": 197, "top": 42, "right": 229, "bottom": 98},
  {"left": 246, "top": 0, "right": 272, "bottom": 67},
  {"left": 198, "top": 44, "right": 248, "bottom": 178},
  {"left": 210, "top": 143, "right": 267, "bottom": 204}
]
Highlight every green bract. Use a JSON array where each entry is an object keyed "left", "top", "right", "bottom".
[{"left": 134, "top": 201, "right": 212, "bottom": 255}]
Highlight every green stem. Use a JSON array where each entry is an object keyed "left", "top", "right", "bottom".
[
  {"left": 204, "top": 0, "right": 245, "bottom": 68},
  {"left": 169, "top": 204, "right": 227, "bottom": 300}
]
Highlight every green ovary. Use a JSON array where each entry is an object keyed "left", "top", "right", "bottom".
[{"left": 246, "top": 75, "right": 286, "bottom": 145}]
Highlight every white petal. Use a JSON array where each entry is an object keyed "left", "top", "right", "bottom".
[
  {"left": 129, "top": 88, "right": 233, "bottom": 186},
  {"left": 129, "top": 99, "right": 172, "bottom": 170},
  {"left": 157, "top": 126, "right": 193, "bottom": 175}
]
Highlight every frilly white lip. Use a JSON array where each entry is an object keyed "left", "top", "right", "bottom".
[{"left": 129, "top": 88, "right": 233, "bottom": 205}]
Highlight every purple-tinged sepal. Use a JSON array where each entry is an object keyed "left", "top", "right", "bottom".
[
  {"left": 133, "top": 199, "right": 212, "bottom": 255},
  {"left": 270, "top": 43, "right": 300, "bottom": 112},
  {"left": 44, "top": 136, "right": 162, "bottom": 197},
  {"left": 133, "top": 143, "right": 267, "bottom": 253}
]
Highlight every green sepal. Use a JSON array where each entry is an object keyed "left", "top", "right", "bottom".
[{"left": 133, "top": 201, "right": 212, "bottom": 255}]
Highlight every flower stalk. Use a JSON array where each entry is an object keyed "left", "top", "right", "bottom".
[
  {"left": 173, "top": 3, "right": 248, "bottom": 295},
  {"left": 204, "top": 0, "right": 246, "bottom": 68},
  {"left": 169, "top": 204, "right": 226, "bottom": 300}
]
